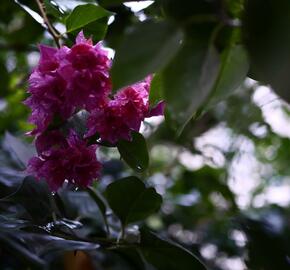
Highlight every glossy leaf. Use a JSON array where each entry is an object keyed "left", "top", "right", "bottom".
[
  {"left": 117, "top": 132, "right": 149, "bottom": 172},
  {"left": 0, "top": 167, "right": 26, "bottom": 188},
  {"left": 13, "top": 177, "right": 53, "bottom": 225},
  {"left": 3, "top": 132, "right": 36, "bottom": 168},
  {"left": 162, "top": 39, "right": 220, "bottom": 131},
  {"left": 38, "top": 236, "right": 100, "bottom": 261},
  {"left": 240, "top": 217, "right": 290, "bottom": 270},
  {"left": 140, "top": 230, "right": 207, "bottom": 270},
  {"left": 66, "top": 4, "right": 112, "bottom": 33},
  {"left": 243, "top": 0, "right": 290, "bottom": 102},
  {"left": 113, "top": 248, "right": 147, "bottom": 270},
  {"left": 205, "top": 44, "right": 249, "bottom": 109},
  {"left": 0, "top": 147, "right": 27, "bottom": 198},
  {"left": 105, "top": 176, "right": 162, "bottom": 226},
  {"left": 44, "top": 0, "right": 64, "bottom": 19},
  {"left": 111, "top": 20, "right": 183, "bottom": 91},
  {"left": 60, "top": 190, "right": 105, "bottom": 221},
  {"left": 0, "top": 230, "right": 99, "bottom": 266},
  {"left": 0, "top": 232, "right": 45, "bottom": 268},
  {"left": 82, "top": 17, "right": 109, "bottom": 42},
  {"left": 149, "top": 73, "right": 163, "bottom": 107},
  {"left": 86, "top": 186, "right": 109, "bottom": 231}
]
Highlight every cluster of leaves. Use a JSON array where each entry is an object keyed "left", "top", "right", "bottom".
[{"left": 2, "top": 0, "right": 290, "bottom": 269}]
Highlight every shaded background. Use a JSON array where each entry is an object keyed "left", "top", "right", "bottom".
[{"left": 1, "top": 1, "right": 290, "bottom": 269}]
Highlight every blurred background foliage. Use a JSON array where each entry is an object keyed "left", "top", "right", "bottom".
[{"left": 1, "top": 0, "right": 290, "bottom": 269}]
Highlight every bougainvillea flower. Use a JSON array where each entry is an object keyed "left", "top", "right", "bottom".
[
  {"left": 56, "top": 31, "right": 111, "bottom": 111},
  {"left": 86, "top": 102, "right": 134, "bottom": 144},
  {"left": 24, "top": 31, "right": 111, "bottom": 135},
  {"left": 86, "top": 77, "right": 164, "bottom": 144},
  {"left": 27, "top": 130, "right": 101, "bottom": 191},
  {"left": 24, "top": 71, "right": 72, "bottom": 135}
]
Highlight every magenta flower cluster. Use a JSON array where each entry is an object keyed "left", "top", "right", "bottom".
[
  {"left": 28, "top": 130, "right": 101, "bottom": 191},
  {"left": 25, "top": 32, "right": 164, "bottom": 191}
]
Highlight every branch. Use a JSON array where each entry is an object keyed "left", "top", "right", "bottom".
[{"left": 35, "top": 0, "right": 61, "bottom": 48}]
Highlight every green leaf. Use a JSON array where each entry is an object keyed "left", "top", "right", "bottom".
[
  {"left": 66, "top": 4, "right": 112, "bottom": 33},
  {"left": 111, "top": 20, "right": 183, "bottom": 91},
  {"left": 86, "top": 187, "right": 107, "bottom": 219},
  {"left": 0, "top": 233, "right": 45, "bottom": 268},
  {"left": 243, "top": 0, "right": 290, "bottom": 103},
  {"left": 60, "top": 190, "right": 107, "bottom": 222},
  {"left": 240, "top": 217, "right": 290, "bottom": 270},
  {"left": 162, "top": 39, "right": 220, "bottom": 131},
  {"left": 3, "top": 132, "right": 36, "bottom": 168},
  {"left": 0, "top": 230, "right": 99, "bottom": 266},
  {"left": 105, "top": 176, "right": 162, "bottom": 226},
  {"left": 82, "top": 17, "right": 108, "bottom": 42},
  {"left": 44, "top": 0, "right": 64, "bottom": 19},
  {"left": 113, "top": 248, "right": 147, "bottom": 270},
  {"left": 149, "top": 73, "right": 163, "bottom": 107},
  {"left": 205, "top": 44, "right": 249, "bottom": 109},
  {"left": 39, "top": 236, "right": 100, "bottom": 261},
  {"left": 117, "top": 132, "right": 149, "bottom": 172},
  {"left": 67, "top": 17, "right": 109, "bottom": 43},
  {"left": 140, "top": 230, "right": 207, "bottom": 270},
  {"left": 86, "top": 186, "right": 109, "bottom": 231},
  {"left": 13, "top": 177, "right": 53, "bottom": 225},
  {"left": 0, "top": 167, "right": 25, "bottom": 189}
]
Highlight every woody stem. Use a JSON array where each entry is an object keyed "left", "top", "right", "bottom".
[{"left": 35, "top": 0, "right": 61, "bottom": 48}]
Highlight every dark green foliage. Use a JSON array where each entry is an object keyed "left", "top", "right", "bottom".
[
  {"left": 243, "top": 0, "right": 290, "bottom": 102},
  {"left": 239, "top": 210, "right": 290, "bottom": 270},
  {"left": 161, "top": 0, "right": 219, "bottom": 24},
  {"left": 105, "top": 176, "right": 162, "bottom": 226},
  {"left": 66, "top": 3, "right": 112, "bottom": 42},
  {"left": 204, "top": 44, "right": 249, "bottom": 109},
  {"left": 111, "top": 20, "right": 183, "bottom": 90},
  {"left": 162, "top": 39, "right": 220, "bottom": 130},
  {"left": 66, "top": 4, "right": 112, "bottom": 32},
  {"left": 140, "top": 230, "right": 207, "bottom": 270},
  {"left": 117, "top": 132, "right": 149, "bottom": 172}
]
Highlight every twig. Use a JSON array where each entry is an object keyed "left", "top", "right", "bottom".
[{"left": 35, "top": 0, "right": 61, "bottom": 48}]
